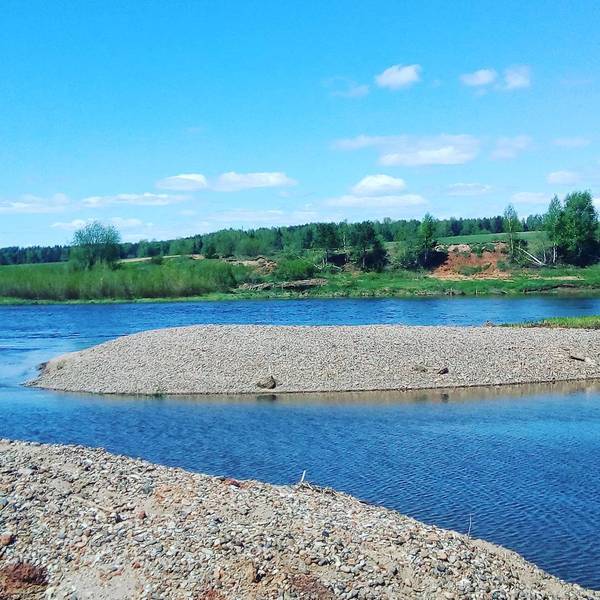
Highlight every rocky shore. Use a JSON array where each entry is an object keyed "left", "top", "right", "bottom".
[
  {"left": 1, "top": 439, "right": 598, "bottom": 599},
  {"left": 29, "top": 325, "right": 600, "bottom": 396}
]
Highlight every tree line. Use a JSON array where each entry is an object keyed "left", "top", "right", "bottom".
[
  {"left": 1, "top": 190, "right": 597, "bottom": 270},
  {"left": 0, "top": 213, "right": 546, "bottom": 265}
]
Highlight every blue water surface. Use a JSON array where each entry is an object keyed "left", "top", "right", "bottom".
[{"left": 0, "top": 297, "right": 599, "bottom": 589}]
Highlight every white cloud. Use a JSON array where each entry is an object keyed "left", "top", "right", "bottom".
[
  {"left": 0, "top": 193, "right": 70, "bottom": 214},
  {"left": 336, "top": 83, "right": 369, "bottom": 98},
  {"left": 447, "top": 183, "right": 492, "bottom": 196},
  {"left": 511, "top": 192, "right": 549, "bottom": 205},
  {"left": 460, "top": 69, "right": 497, "bottom": 87},
  {"left": 212, "top": 171, "right": 297, "bottom": 192},
  {"left": 156, "top": 173, "right": 208, "bottom": 191},
  {"left": 204, "top": 208, "right": 319, "bottom": 226},
  {"left": 208, "top": 209, "right": 285, "bottom": 223},
  {"left": 326, "top": 77, "right": 370, "bottom": 98},
  {"left": 155, "top": 171, "right": 297, "bottom": 193},
  {"left": 547, "top": 170, "right": 580, "bottom": 185},
  {"left": 333, "top": 135, "right": 388, "bottom": 150},
  {"left": 553, "top": 137, "right": 590, "bottom": 148},
  {"left": 326, "top": 193, "right": 426, "bottom": 208},
  {"left": 335, "top": 134, "right": 480, "bottom": 166},
  {"left": 594, "top": 197, "right": 600, "bottom": 210},
  {"left": 491, "top": 135, "right": 532, "bottom": 159},
  {"left": 52, "top": 217, "right": 152, "bottom": 231},
  {"left": 503, "top": 65, "right": 531, "bottom": 90},
  {"left": 375, "top": 64, "right": 421, "bottom": 90},
  {"left": 379, "top": 135, "right": 480, "bottom": 166},
  {"left": 51, "top": 219, "right": 90, "bottom": 230},
  {"left": 109, "top": 217, "right": 149, "bottom": 229},
  {"left": 82, "top": 192, "right": 189, "bottom": 207},
  {"left": 351, "top": 174, "right": 406, "bottom": 196}
]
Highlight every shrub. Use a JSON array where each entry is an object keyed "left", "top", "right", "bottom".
[{"left": 273, "top": 258, "right": 316, "bottom": 281}]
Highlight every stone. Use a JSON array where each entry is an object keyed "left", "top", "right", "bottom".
[
  {"left": 0, "top": 532, "right": 15, "bottom": 546},
  {"left": 256, "top": 375, "right": 277, "bottom": 389}
]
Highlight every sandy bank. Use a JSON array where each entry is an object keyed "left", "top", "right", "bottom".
[
  {"left": 29, "top": 325, "right": 600, "bottom": 396},
  {"left": 0, "top": 439, "right": 598, "bottom": 599}
]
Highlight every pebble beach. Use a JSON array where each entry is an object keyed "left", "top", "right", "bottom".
[
  {"left": 1, "top": 439, "right": 599, "bottom": 600},
  {"left": 29, "top": 325, "right": 600, "bottom": 396}
]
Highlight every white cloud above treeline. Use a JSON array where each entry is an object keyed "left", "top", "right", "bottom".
[
  {"left": 52, "top": 217, "right": 153, "bottom": 231},
  {"left": 503, "top": 65, "right": 531, "bottom": 89},
  {"left": 326, "top": 174, "right": 425, "bottom": 212},
  {"left": 460, "top": 69, "right": 497, "bottom": 87},
  {"left": 547, "top": 170, "right": 580, "bottom": 185},
  {"left": 327, "top": 194, "right": 426, "bottom": 208},
  {"left": 511, "top": 191, "right": 549, "bottom": 205},
  {"left": 553, "top": 137, "right": 590, "bottom": 148},
  {"left": 447, "top": 183, "right": 492, "bottom": 196},
  {"left": 460, "top": 65, "right": 531, "bottom": 91},
  {"left": 0, "top": 193, "right": 70, "bottom": 214},
  {"left": 82, "top": 193, "right": 189, "bottom": 207},
  {"left": 156, "top": 171, "right": 297, "bottom": 193},
  {"left": 350, "top": 174, "right": 406, "bottom": 196},
  {"left": 325, "top": 76, "right": 370, "bottom": 98},
  {"left": 156, "top": 174, "right": 208, "bottom": 191},
  {"left": 375, "top": 64, "right": 421, "bottom": 89},
  {"left": 335, "top": 134, "right": 480, "bottom": 166},
  {"left": 491, "top": 135, "right": 532, "bottom": 159}
]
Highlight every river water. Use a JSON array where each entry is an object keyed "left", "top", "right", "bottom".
[{"left": 0, "top": 297, "right": 599, "bottom": 588}]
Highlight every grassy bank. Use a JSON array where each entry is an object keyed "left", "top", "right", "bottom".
[
  {"left": 436, "top": 230, "right": 546, "bottom": 245},
  {"left": 515, "top": 315, "right": 600, "bottom": 329},
  {"left": 0, "top": 258, "right": 254, "bottom": 301},
  {"left": 1, "top": 258, "right": 600, "bottom": 303}
]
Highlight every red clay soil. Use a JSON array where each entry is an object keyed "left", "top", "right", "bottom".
[
  {"left": 0, "top": 562, "right": 48, "bottom": 600},
  {"left": 431, "top": 243, "right": 512, "bottom": 280}
]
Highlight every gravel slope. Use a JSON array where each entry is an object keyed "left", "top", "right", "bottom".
[
  {"left": 1, "top": 439, "right": 598, "bottom": 599},
  {"left": 29, "top": 325, "right": 600, "bottom": 395}
]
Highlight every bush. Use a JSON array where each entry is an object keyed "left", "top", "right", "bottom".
[
  {"left": 457, "top": 264, "right": 490, "bottom": 276},
  {"left": 273, "top": 258, "right": 316, "bottom": 281}
]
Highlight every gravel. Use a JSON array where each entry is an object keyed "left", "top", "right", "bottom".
[
  {"left": 29, "top": 325, "right": 600, "bottom": 395},
  {"left": 1, "top": 439, "right": 598, "bottom": 599}
]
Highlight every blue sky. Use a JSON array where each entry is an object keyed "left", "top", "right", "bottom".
[{"left": 1, "top": 0, "right": 599, "bottom": 246}]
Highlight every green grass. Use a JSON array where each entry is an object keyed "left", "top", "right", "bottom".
[
  {"left": 513, "top": 315, "right": 600, "bottom": 329},
  {"left": 437, "top": 231, "right": 547, "bottom": 245},
  {"left": 0, "top": 258, "right": 254, "bottom": 301},
  {"left": 231, "top": 263, "right": 600, "bottom": 299},
  {"left": 1, "top": 258, "right": 600, "bottom": 303}
]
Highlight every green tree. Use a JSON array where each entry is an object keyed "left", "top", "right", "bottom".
[
  {"left": 314, "top": 223, "right": 339, "bottom": 264},
  {"left": 556, "top": 191, "right": 599, "bottom": 265},
  {"left": 544, "top": 195, "right": 563, "bottom": 264},
  {"left": 70, "top": 221, "right": 121, "bottom": 269},
  {"left": 503, "top": 204, "right": 521, "bottom": 261},
  {"left": 418, "top": 213, "right": 437, "bottom": 265},
  {"left": 349, "top": 222, "right": 376, "bottom": 269},
  {"left": 364, "top": 237, "right": 388, "bottom": 272},
  {"left": 203, "top": 240, "right": 217, "bottom": 259}
]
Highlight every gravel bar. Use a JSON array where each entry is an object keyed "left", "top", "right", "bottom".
[
  {"left": 29, "top": 325, "right": 600, "bottom": 396},
  {"left": 1, "top": 439, "right": 598, "bottom": 599}
]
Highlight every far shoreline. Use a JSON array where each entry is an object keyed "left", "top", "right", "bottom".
[{"left": 3, "top": 286, "right": 600, "bottom": 306}]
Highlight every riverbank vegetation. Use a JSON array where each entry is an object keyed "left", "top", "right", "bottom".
[
  {"left": 0, "top": 191, "right": 598, "bottom": 302},
  {"left": 516, "top": 315, "right": 600, "bottom": 329},
  {"left": 1, "top": 260, "right": 600, "bottom": 303}
]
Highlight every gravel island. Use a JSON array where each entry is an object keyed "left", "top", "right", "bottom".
[
  {"left": 29, "top": 325, "right": 600, "bottom": 395},
  {"left": 0, "top": 439, "right": 598, "bottom": 599}
]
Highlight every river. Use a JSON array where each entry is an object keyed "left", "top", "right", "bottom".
[{"left": 1, "top": 297, "right": 599, "bottom": 589}]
